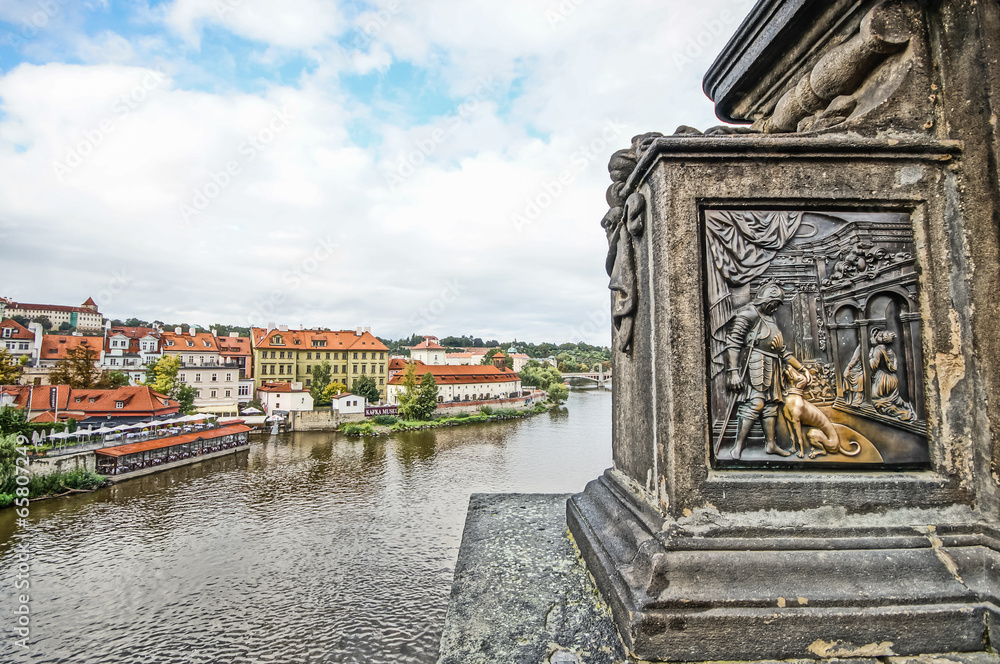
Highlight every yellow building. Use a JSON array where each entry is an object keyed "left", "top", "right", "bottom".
[{"left": 250, "top": 326, "right": 390, "bottom": 401}]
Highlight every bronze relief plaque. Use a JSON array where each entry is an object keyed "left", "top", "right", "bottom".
[{"left": 704, "top": 209, "right": 929, "bottom": 469}]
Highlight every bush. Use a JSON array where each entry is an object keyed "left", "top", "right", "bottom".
[
  {"left": 479, "top": 406, "right": 494, "bottom": 416},
  {"left": 372, "top": 415, "right": 398, "bottom": 426},
  {"left": 341, "top": 422, "right": 375, "bottom": 437},
  {"left": 453, "top": 412, "right": 471, "bottom": 419},
  {"left": 0, "top": 493, "right": 12, "bottom": 508}
]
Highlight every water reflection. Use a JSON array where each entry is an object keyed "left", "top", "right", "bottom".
[{"left": 0, "top": 389, "right": 611, "bottom": 664}]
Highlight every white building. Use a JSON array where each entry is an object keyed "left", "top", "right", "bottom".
[
  {"left": 386, "top": 363, "right": 522, "bottom": 405},
  {"left": 102, "top": 326, "right": 162, "bottom": 384},
  {"left": 258, "top": 381, "right": 314, "bottom": 415},
  {"left": 0, "top": 319, "right": 42, "bottom": 364},
  {"left": 161, "top": 328, "right": 240, "bottom": 416},
  {"left": 407, "top": 336, "right": 448, "bottom": 365},
  {"left": 331, "top": 392, "right": 365, "bottom": 414},
  {"left": 1, "top": 297, "right": 104, "bottom": 333}
]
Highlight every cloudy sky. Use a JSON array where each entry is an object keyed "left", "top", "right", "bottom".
[{"left": 0, "top": 0, "right": 753, "bottom": 344}]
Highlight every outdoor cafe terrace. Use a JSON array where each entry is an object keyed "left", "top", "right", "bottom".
[{"left": 38, "top": 414, "right": 236, "bottom": 456}]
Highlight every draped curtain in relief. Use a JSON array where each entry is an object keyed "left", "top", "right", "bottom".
[{"left": 706, "top": 210, "right": 802, "bottom": 377}]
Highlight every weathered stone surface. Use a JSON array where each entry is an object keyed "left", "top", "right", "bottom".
[
  {"left": 436, "top": 494, "right": 628, "bottom": 664},
  {"left": 572, "top": 1, "right": 1000, "bottom": 661}
]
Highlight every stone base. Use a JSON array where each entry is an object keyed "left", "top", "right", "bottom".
[
  {"left": 436, "top": 493, "right": 629, "bottom": 664},
  {"left": 567, "top": 470, "right": 1000, "bottom": 662}
]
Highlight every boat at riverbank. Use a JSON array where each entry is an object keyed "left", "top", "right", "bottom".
[{"left": 94, "top": 423, "right": 252, "bottom": 482}]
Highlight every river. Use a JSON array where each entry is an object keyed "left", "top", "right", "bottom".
[{"left": 0, "top": 388, "right": 611, "bottom": 664}]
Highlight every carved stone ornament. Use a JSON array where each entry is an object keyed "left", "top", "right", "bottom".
[{"left": 705, "top": 209, "right": 928, "bottom": 468}]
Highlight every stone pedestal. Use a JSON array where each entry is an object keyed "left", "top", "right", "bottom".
[{"left": 570, "top": 1, "right": 1000, "bottom": 660}]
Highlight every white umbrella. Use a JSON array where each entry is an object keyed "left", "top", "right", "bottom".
[
  {"left": 240, "top": 406, "right": 262, "bottom": 414},
  {"left": 47, "top": 431, "right": 71, "bottom": 439}
]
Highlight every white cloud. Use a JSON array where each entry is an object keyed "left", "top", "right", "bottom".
[
  {"left": 161, "top": 0, "right": 346, "bottom": 49},
  {"left": 0, "top": 0, "right": 754, "bottom": 344}
]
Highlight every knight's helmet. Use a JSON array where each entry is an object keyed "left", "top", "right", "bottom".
[{"left": 752, "top": 280, "right": 786, "bottom": 307}]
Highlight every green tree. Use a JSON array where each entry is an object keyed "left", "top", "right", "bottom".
[
  {"left": 174, "top": 384, "right": 198, "bottom": 415},
  {"left": 31, "top": 315, "right": 52, "bottom": 331},
  {"left": 143, "top": 355, "right": 195, "bottom": 414},
  {"left": 396, "top": 363, "right": 420, "bottom": 420},
  {"left": 547, "top": 383, "right": 569, "bottom": 404},
  {"left": 413, "top": 372, "right": 438, "bottom": 420},
  {"left": 0, "top": 348, "right": 24, "bottom": 385},
  {"left": 124, "top": 317, "right": 150, "bottom": 327},
  {"left": 0, "top": 407, "right": 28, "bottom": 437},
  {"left": 351, "top": 375, "right": 380, "bottom": 404},
  {"left": 0, "top": 433, "right": 23, "bottom": 493},
  {"left": 480, "top": 348, "right": 513, "bottom": 369},
  {"left": 519, "top": 363, "right": 563, "bottom": 390},
  {"left": 58, "top": 322, "right": 75, "bottom": 332},
  {"left": 104, "top": 371, "right": 130, "bottom": 388},
  {"left": 49, "top": 344, "right": 119, "bottom": 388},
  {"left": 322, "top": 382, "right": 348, "bottom": 405},
  {"left": 11, "top": 315, "right": 29, "bottom": 327},
  {"left": 311, "top": 361, "right": 332, "bottom": 405}
]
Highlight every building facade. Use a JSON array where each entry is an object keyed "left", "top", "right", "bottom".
[
  {"left": 102, "top": 326, "right": 162, "bottom": 384},
  {"left": 251, "top": 326, "right": 390, "bottom": 401},
  {"left": 386, "top": 363, "right": 522, "bottom": 405},
  {"left": 0, "top": 319, "right": 42, "bottom": 364},
  {"left": 1, "top": 297, "right": 104, "bottom": 333},
  {"left": 160, "top": 329, "right": 240, "bottom": 416},
  {"left": 257, "top": 381, "right": 314, "bottom": 415}
]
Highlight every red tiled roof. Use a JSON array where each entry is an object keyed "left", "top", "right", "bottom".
[
  {"left": 218, "top": 336, "right": 251, "bottom": 356},
  {"left": 82, "top": 297, "right": 97, "bottom": 307},
  {"left": 409, "top": 337, "right": 445, "bottom": 350},
  {"left": 0, "top": 385, "right": 178, "bottom": 416},
  {"left": 108, "top": 326, "right": 158, "bottom": 339},
  {"left": 258, "top": 381, "right": 307, "bottom": 393},
  {"left": 161, "top": 331, "right": 219, "bottom": 353},
  {"left": 388, "top": 358, "right": 410, "bottom": 371},
  {"left": 250, "top": 328, "right": 388, "bottom": 352},
  {"left": 388, "top": 363, "right": 520, "bottom": 386},
  {"left": 40, "top": 335, "right": 103, "bottom": 360},
  {"left": 95, "top": 423, "right": 251, "bottom": 457},
  {"left": 0, "top": 319, "right": 34, "bottom": 340}
]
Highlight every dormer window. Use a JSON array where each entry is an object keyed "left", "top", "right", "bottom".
[
  {"left": 186, "top": 340, "right": 194, "bottom": 347},
  {"left": 115, "top": 401, "right": 124, "bottom": 409},
  {"left": 272, "top": 335, "right": 284, "bottom": 345},
  {"left": 166, "top": 340, "right": 174, "bottom": 346},
  {"left": 2, "top": 328, "right": 11, "bottom": 338}
]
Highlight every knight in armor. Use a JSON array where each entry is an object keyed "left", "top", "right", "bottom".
[{"left": 724, "top": 282, "right": 810, "bottom": 459}]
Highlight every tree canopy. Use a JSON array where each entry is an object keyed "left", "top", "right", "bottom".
[
  {"left": 143, "top": 355, "right": 196, "bottom": 414},
  {"left": 0, "top": 349, "right": 24, "bottom": 385},
  {"left": 351, "top": 375, "right": 380, "bottom": 404},
  {"left": 48, "top": 345, "right": 122, "bottom": 389},
  {"left": 311, "top": 361, "right": 332, "bottom": 406},
  {"left": 396, "top": 364, "right": 437, "bottom": 421}
]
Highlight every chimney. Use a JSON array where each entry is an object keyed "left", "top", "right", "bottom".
[
  {"left": 278, "top": 324, "right": 289, "bottom": 332},
  {"left": 364, "top": 327, "right": 371, "bottom": 334},
  {"left": 211, "top": 328, "right": 217, "bottom": 336},
  {"left": 189, "top": 328, "right": 197, "bottom": 337},
  {"left": 356, "top": 326, "right": 363, "bottom": 336},
  {"left": 267, "top": 321, "right": 276, "bottom": 331},
  {"left": 175, "top": 327, "right": 182, "bottom": 334},
  {"left": 229, "top": 332, "right": 238, "bottom": 337}
]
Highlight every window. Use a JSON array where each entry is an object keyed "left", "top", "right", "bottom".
[
  {"left": 271, "top": 351, "right": 277, "bottom": 358},
  {"left": 279, "top": 351, "right": 285, "bottom": 359},
  {"left": 188, "top": 356, "right": 194, "bottom": 363},
  {"left": 186, "top": 340, "right": 194, "bottom": 347},
  {"left": 239, "top": 385, "right": 249, "bottom": 396},
  {"left": 179, "top": 374, "right": 186, "bottom": 382},
  {"left": 1, "top": 328, "right": 10, "bottom": 338},
  {"left": 115, "top": 401, "right": 124, "bottom": 408},
  {"left": 210, "top": 390, "right": 217, "bottom": 398},
  {"left": 306, "top": 365, "right": 312, "bottom": 374},
  {"left": 307, "top": 352, "right": 312, "bottom": 360},
  {"left": 195, "top": 374, "right": 201, "bottom": 382},
  {"left": 279, "top": 366, "right": 285, "bottom": 375},
  {"left": 353, "top": 364, "right": 358, "bottom": 373},
  {"left": 326, "top": 353, "right": 331, "bottom": 359},
  {"left": 379, "top": 364, "right": 384, "bottom": 373},
  {"left": 306, "top": 379, "right": 311, "bottom": 386},
  {"left": 362, "top": 352, "right": 367, "bottom": 359},
  {"left": 226, "top": 373, "right": 232, "bottom": 381},
  {"left": 270, "top": 366, "right": 276, "bottom": 374},
  {"left": 379, "top": 378, "right": 384, "bottom": 385},
  {"left": 273, "top": 335, "right": 283, "bottom": 345},
  {"left": 343, "top": 365, "right": 348, "bottom": 374},
  {"left": 380, "top": 352, "right": 385, "bottom": 359},
  {"left": 353, "top": 352, "right": 358, "bottom": 359},
  {"left": 333, "top": 365, "right": 338, "bottom": 374},
  {"left": 211, "top": 373, "right": 217, "bottom": 382},
  {"left": 371, "top": 364, "right": 376, "bottom": 374},
  {"left": 362, "top": 365, "right": 367, "bottom": 373}
]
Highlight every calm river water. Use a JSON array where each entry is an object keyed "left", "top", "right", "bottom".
[{"left": 0, "top": 388, "right": 611, "bottom": 664}]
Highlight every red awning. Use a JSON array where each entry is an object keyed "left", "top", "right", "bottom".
[{"left": 95, "top": 423, "right": 251, "bottom": 457}]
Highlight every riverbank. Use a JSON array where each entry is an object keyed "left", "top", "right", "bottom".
[
  {"left": 0, "top": 469, "right": 108, "bottom": 507},
  {"left": 339, "top": 402, "right": 552, "bottom": 437}
]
